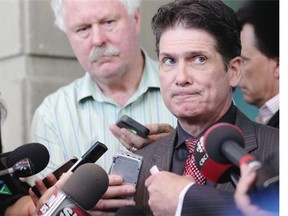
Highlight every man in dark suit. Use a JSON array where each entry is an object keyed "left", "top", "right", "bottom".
[
  {"left": 237, "top": 0, "right": 279, "bottom": 129},
  {"left": 134, "top": 0, "right": 278, "bottom": 215},
  {"left": 87, "top": 0, "right": 279, "bottom": 215}
]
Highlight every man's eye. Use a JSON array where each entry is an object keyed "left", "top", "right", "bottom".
[
  {"left": 163, "top": 57, "right": 175, "bottom": 65},
  {"left": 102, "top": 20, "right": 116, "bottom": 28},
  {"left": 194, "top": 56, "right": 206, "bottom": 64},
  {"left": 106, "top": 20, "right": 115, "bottom": 25},
  {"left": 76, "top": 26, "right": 90, "bottom": 38},
  {"left": 77, "top": 26, "right": 90, "bottom": 32}
]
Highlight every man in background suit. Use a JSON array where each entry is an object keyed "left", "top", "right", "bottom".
[
  {"left": 237, "top": 0, "right": 279, "bottom": 128},
  {"left": 92, "top": 0, "right": 279, "bottom": 215}
]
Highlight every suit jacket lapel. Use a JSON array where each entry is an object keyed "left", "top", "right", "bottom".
[
  {"left": 151, "top": 130, "right": 177, "bottom": 171},
  {"left": 235, "top": 109, "right": 258, "bottom": 153}
]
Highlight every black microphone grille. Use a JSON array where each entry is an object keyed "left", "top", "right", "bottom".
[
  {"left": 6, "top": 143, "right": 50, "bottom": 174},
  {"left": 204, "top": 123, "right": 244, "bottom": 164},
  {"left": 62, "top": 163, "right": 109, "bottom": 210}
]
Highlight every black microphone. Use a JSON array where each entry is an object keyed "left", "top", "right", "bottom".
[
  {"left": 203, "top": 123, "right": 279, "bottom": 187},
  {"left": 193, "top": 137, "right": 236, "bottom": 183},
  {"left": 0, "top": 158, "right": 34, "bottom": 177},
  {"left": 203, "top": 123, "right": 279, "bottom": 212},
  {"left": 115, "top": 205, "right": 145, "bottom": 216},
  {"left": 1, "top": 143, "right": 50, "bottom": 175},
  {"left": 35, "top": 163, "right": 109, "bottom": 215},
  {"left": 0, "top": 143, "right": 50, "bottom": 209}
]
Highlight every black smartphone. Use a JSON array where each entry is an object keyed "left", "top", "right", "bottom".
[
  {"left": 116, "top": 115, "right": 150, "bottom": 138},
  {"left": 31, "top": 141, "right": 108, "bottom": 197}
]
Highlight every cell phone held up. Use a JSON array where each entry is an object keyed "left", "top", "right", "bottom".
[{"left": 116, "top": 115, "right": 150, "bottom": 138}]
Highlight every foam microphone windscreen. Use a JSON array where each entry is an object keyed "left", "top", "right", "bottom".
[
  {"left": 62, "top": 163, "right": 109, "bottom": 210},
  {"left": 194, "top": 137, "right": 236, "bottom": 183},
  {"left": 6, "top": 143, "right": 50, "bottom": 174},
  {"left": 203, "top": 123, "right": 245, "bottom": 164}
]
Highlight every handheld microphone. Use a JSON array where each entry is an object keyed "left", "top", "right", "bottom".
[
  {"left": 0, "top": 158, "right": 34, "bottom": 177},
  {"left": 0, "top": 143, "right": 49, "bottom": 207},
  {"left": 203, "top": 123, "right": 279, "bottom": 188},
  {"left": 31, "top": 141, "right": 108, "bottom": 197},
  {"left": 203, "top": 123, "right": 279, "bottom": 212},
  {"left": 35, "top": 163, "right": 109, "bottom": 216},
  {"left": 193, "top": 137, "right": 236, "bottom": 183},
  {"left": 1, "top": 143, "right": 50, "bottom": 175}
]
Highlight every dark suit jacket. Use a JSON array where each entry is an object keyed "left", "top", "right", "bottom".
[{"left": 134, "top": 108, "right": 279, "bottom": 216}]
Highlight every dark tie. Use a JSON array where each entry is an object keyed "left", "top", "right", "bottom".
[{"left": 183, "top": 137, "right": 206, "bottom": 185}]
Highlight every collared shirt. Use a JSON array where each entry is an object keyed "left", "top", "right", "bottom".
[
  {"left": 30, "top": 50, "right": 177, "bottom": 177},
  {"left": 256, "top": 94, "right": 279, "bottom": 125}
]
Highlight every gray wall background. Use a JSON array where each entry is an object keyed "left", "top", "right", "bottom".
[{"left": 0, "top": 0, "right": 257, "bottom": 152}]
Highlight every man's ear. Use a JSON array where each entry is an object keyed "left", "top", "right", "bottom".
[
  {"left": 134, "top": 8, "right": 141, "bottom": 34},
  {"left": 228, "top": 56, "right": 242, "bottom": 88},
  {"left": 273, "top": 57, "right": 279, "bottom": 79}
]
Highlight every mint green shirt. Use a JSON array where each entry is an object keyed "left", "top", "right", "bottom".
[{"left": 30, "top": 51, "right": 177, "bottom": 177}]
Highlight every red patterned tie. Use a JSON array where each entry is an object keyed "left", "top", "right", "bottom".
[{"left": 183, "top": 137, "right": 206, "bottom": 185}]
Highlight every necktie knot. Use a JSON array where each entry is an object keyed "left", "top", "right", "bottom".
[
  {"left": 185, "top": 137, "right": 198, "bottom": 154},
  {"left": 183, "top": 137, "right": 206, "bottom": 185}
]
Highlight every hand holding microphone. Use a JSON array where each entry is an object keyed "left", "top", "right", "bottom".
[
  {"left": 31, "top": 141, "right": 107, "bottom": 198},
  {"left": 34, "top": 163, "right": 109, "bottom": 216},
  {"left": 202, "top": 123, "right": 279, "bottom": 212},
  {"left": 234, "top": 164, "right": 277, "bottom": 216}
]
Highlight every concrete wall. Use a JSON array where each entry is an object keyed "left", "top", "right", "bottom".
[{"left": 0, "top": 0, "right": 170, "bottom": 152}]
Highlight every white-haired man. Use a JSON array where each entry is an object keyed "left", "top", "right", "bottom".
[
  {"left": 5, "top": 0, "right": 176, "bottom": 214},
  {"left": 30, "top": 0, "right": 176, "bottom": 177}
]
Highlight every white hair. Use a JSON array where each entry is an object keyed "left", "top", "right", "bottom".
[{"left": 50, "top": 0, "right": 142, "bottom": 32}]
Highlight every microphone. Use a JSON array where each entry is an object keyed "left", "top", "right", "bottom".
[
  {"left": 35, "top": 163, "right": 109, "bottom": 215},
  {"left": 31, "top": 141, "right": 108, "bottom": 198},
  {"left": 203, "top": 123, "right": 279, "bottom": 212},
  {"left": 193, "top": 137, "right": 236, "bottom": 183},
  {"left": 0, "top": 143, "right": 49, "bottom": 208},
  {"left": 203, "top": 123, "right": 278, "bottom": 187},
  {"left": 1, "top": 143, "right": 50, "bottom": 175},
  {"left": 0, "top": 158, "right": 34, "bottom": 177},
  {"left": 115, "top": 205, "right": 145, "bottom": 216}
]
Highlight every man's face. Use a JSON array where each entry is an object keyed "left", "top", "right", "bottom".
[
  {"left": 63, "top": 0, "right": 141, "bottom": 82},
  {"left": 239, "top": 24, "right": 279, "bottom": 108},
  {"left": 158, "top": 26, "right": 241, "bottom": 123}
]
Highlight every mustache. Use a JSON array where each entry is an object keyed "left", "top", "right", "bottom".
[{"left": 89, "top": 45, "right": 120, "bottom": 62}]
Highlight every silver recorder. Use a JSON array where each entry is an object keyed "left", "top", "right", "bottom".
[{"left": 109, "top": 150, "right": 143, "bottom": 187}]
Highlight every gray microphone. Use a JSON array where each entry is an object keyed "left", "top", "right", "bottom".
[{"left": 35, "top": 163, "right": 109, "bottom": 215}]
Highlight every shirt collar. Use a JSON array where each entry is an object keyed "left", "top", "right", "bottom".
[
  {"left": 175, "top": 103, "right": 236, "bottom": 149},
  {"left": 262, "top": 94, "right": 279, "bottom": 115},
  {"left": 256, "top": 94, "right": 279, "bottom": 124},
  {"left": 77, "top": 49, "right": 160, "bottom": 105}
]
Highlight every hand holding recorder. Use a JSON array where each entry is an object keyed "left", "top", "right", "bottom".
[{"left": 110, "top": 115, "right": 173, "bottom": 151}]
